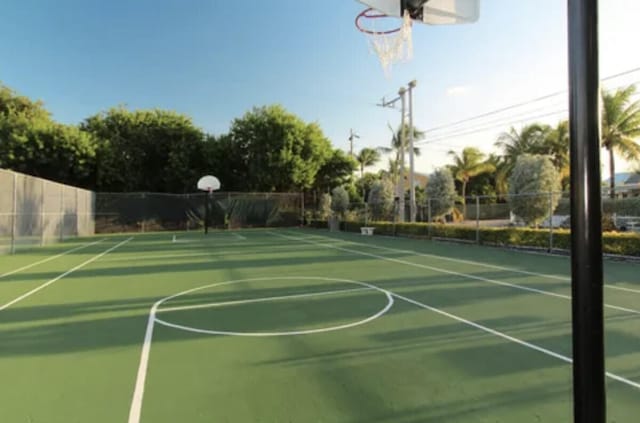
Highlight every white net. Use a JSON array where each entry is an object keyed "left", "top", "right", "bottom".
[{"left": 363, "top": 11, "right": 413, "bottom": 76}]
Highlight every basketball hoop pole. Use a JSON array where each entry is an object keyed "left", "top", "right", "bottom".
[
  {"left": 567, "top": 0, "right": 605, "bottom": 421},
  {"left": 204, "top": 189, "right": 211, "bottom": 235}
]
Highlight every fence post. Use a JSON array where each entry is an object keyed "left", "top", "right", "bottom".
[
  {"left": 40, "top": 179, "right": 46, "bottom": 246},
  {"left": 476, "top": 196, "right": 480, "bottom": 245},
  {"left": 141, "top": 193, "right": 146, "bottom": 233},
  {"left": 59, "top": 185, "right": 64, "bottom": 242},
  {"left": 549, "top": 192, "right": 554, "bottom": 252},
  {"left": 427, "top": 199, "right": 432, "bottom": 238},
  {"left": 10, "top": 172, "right": 17, "bottom": 254}
]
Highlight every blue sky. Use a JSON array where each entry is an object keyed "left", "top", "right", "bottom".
[{"left": 1, "top": 0, "right": 639, "bottom": 175}]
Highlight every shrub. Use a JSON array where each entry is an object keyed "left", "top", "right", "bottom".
[
  {"left": 508, "top": 155, "right": 561, "bottom": 225},
  {"left": 331, "top": 186, "right": 349, "bottom": 217},
  {"left": 426, "top": 168, "right": 457, "bottom": 220},
  {"left": 368, "top": 179, "right": 395, "bottom": 221}
]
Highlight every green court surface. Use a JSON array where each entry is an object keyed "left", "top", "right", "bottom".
[{"left": 1, "top": 229, "right": 639, "bottom": 422}]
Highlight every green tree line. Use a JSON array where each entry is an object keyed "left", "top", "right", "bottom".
[{"left": 0, "top": 83, "right": 357, "bottom": 194}]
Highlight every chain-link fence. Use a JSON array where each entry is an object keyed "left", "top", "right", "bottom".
[
  {"left": 307, "top": 192, "right": 640, "bottom": 256},
  {"left": 0, "top": 169, "right": 95, "bottom": 254},
  {"left": 95, "top": 192, "right": 304, "bottom": 233}
]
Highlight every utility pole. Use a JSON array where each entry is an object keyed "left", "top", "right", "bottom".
[
  {"left": 398, "top": 87, "right": 407, "bottom": 223},
  {"left": 348, "top": 129, "right": 360, "bottom": 157},
  {"left": 408, "top": 80, "right": 417, "bottom": 222}
]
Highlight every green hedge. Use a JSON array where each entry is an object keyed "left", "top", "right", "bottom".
[
  {"left": 307, "top": 220, "right": 640, "bottom": 257},
  {"left": 556, "top": 197, "right": 640, "bottom": 216}
]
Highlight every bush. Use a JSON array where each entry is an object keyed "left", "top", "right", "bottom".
[
  {"left": 368, "top": 179, "right": 395, "bottom": 221},
  {"left": 330, "top": 219, "right": 640, "bottom": 257},
  {"left": 508, "top": 155, "right": 561, "bottom": 225},
  {"left": 426, "top": 169, "right": 457, "bottom": 220},
  {"left": 331, "top": 187, "right": 349, "bottom": 217}
]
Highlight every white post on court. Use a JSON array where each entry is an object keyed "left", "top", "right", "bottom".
[{"left": 40, "top": 179, "right": 46, "bottom": 246}]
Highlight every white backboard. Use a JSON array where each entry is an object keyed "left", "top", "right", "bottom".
[
  {"left": 357, "top": 0, "right": 479, "bottom": 25},
  {"left": 197, "top": 175, "right": 221, "bottom": 192}
]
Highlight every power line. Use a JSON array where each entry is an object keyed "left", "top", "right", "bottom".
[
  {"left": 421, "top": 67, "right": 640, "bottom": 135},
  {"left": 417, "top": 79, "right": 640, "bottom": 145}
]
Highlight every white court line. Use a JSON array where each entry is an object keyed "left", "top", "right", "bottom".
[
  {"left": 231, "top": 232, "right": 247, "bottom": 240},
  {"left": 0, "top": 237, "right": 133, "bottom": 312},
  {"left": 129, "top": 276, "right": 388, "bottom": 423},
  {"left": 0, "top": 239, "right": 106, "bottom": 279},
  {"left": 157, "top": 287, "right": 372, "bottom": 313},
  {"left": 287, "top": 233, "right": 640, "bottom": 315},
  {"left": 102, "top": 244, "right": 325, "bottom": 263},
  {"left": 307, "top": 232, "right": 640, "bottom": 295},
  {"left": 274, "top": 232, "right": 640, "bottom": 391}
]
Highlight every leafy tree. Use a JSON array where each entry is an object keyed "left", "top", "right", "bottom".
[
  {"left": 356, "top": 173, "right": 381, "bottom": 202},
  {"left": 602, "top": 85, "right": 640, "bottom": 198},
  {"left": 447, "top": 147, "right": 495, "bottom": 216},
  {"left": 356, "top": 147, "right": 381, "bottom": 178},
  {"left": 0, "top": 84, "right": 97, "bottom": 187},
  {"left": 508, "top": 155, "right": 561, "bottom": 226},
  {"left": 82, "top": 107, "right": 206, "bottom": 192},
  {"left": 368, "top": 178, "right": 395, "bottom": 221},
  {"left": 331, "top": 186, "right": 349, "bottom": 218},
  {"left": 313, "top": 149, "right": 357, "bottom": 194},
  {"left": 226, "top": 105, "right": 332, "bottom": 192},
  {"left": 425, "top": 168, "right": 457, "bottom": 220}
]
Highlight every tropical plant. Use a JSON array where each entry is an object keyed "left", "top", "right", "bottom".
[
  {"left": 356, "top": 148, "right": 381, "bottom": 178},
  {"left": 378, "top": 123, "right": 425, "bottom": 186},
  {"left": 508, "top": 155, "right": 561, "bottom": 226},
  {"left": 447, "top": 147, "right": 495, "bottom": 217},
  {"left": 425, "top": 168, "right": 457, "bottom": 220},
  {"left": 601, "top": 85, "right": 640, "bottom": 198},
  {"left": 495, "top": 123, "right": 551, "bottom": 168},
  {"left": 538, "top": 120, "right": 570, "bottom": 189}
]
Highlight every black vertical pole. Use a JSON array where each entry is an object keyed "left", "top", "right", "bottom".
[
  {"left": 568, "top": 1, "right": 606, "bottom": 422},
  {"left": 204, "top": 191, "right": 210, "bottom": 235}
]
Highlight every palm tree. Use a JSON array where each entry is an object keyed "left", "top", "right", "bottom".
[
  {"left": 538, "top": 120, "right": 570, "bottom": 189},
  {"left": 356, "top": 148, "right": 381, "bottom": 178},
  {"left": 378, "top": 123, "right": 425, "bottom": 189},
  {"left": 448, "top": 147, "right": 496, "bottom": 217},
  {"left": 486, "top": 153, "right": 509, "bottom": 199},
  {"left": 602, "top": 85, "right": 640, "bottom": 198},
  {"left": 495, "top": 123, "right": 551, "bottom": 169}
]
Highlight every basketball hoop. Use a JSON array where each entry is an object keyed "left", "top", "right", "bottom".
[{"left": 355, "top": 8, "right": 413, "bottom": 76}]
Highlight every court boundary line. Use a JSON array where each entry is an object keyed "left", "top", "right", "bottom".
[
  {"left": 285, "top": 233, "right": 640, "bottom": 315},
  {"left": 272, "top": 231, "right": 640, "bottom": 390},
  {"left": 0, "top": 239, "right": 106, "bottom": 279},
  {"left": 128, "top": 276, "right": 392, "bottom": 423},
  {"left": 305, "top": 231, "right": 640, "bottom": 294},
  {"left": 0, "top": 237, "right": 133, "bottom": 311}
]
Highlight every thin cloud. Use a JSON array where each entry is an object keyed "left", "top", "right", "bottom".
[{"left": 446, "top": 86, "right": 471, "bottom": 96}]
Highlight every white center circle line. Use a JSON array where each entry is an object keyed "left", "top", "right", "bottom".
[{"left": 153, "top": 276, "right": 394, "bottom": 337}]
